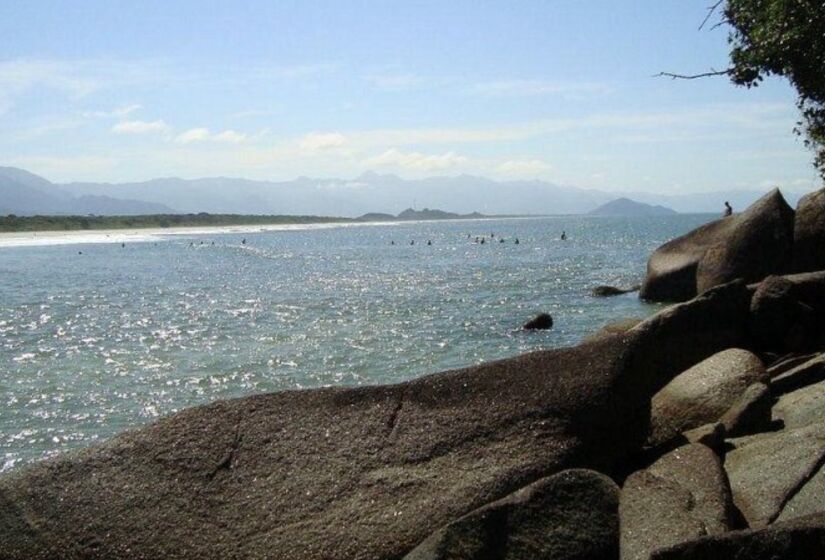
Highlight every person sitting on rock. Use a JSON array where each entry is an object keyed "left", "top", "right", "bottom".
[{"left": 724, "top": 201, "right": 733, "bottom": 217}]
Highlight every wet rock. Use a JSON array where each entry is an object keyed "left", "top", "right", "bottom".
[
  {"left": 404, "top": 469, "right": 619, "bottom": 560},
  {"left": 772, "top": 353, "right": 825, "bottom": 395},
  {"left": 620, "top": 444, "right": 734, "bottom": 560},
  {"left": 652, "top": 511, "right": 825, "bottom": 560},
  {"left": 522, "top": 313, "right": 553, "bottom": 330},
  {"left": 648, "top": 348, "right": 767, "bottom": 447},
  {"left": 696, "top": 189, "right": 794, "bottom": 294},
  {"left": 592, "top": 284, "right": 640, "bottom": 297},
  {"left": 772, "top": 378, "right": 825, "bottom": 430},
  {"left": 724, "top": 421, "right": 825, "bottom": 528},
  {"left": 793, "top": 187, "right": 825, "bottom": 273},
  {"left": 719, "top": 382, "right": 773, "bottom": 438}
]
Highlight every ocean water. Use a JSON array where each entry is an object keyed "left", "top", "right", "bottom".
[{"left": 0, "top": 215, "right": 712, "bottom": 471}]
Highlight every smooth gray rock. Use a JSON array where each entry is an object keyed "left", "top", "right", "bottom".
[
  {"left": 725, "top": 421, "right": 825, "bottom": 528},
  {"left": 652, "top": 511, "right": 825, "bottom": 560},
  {"left": 719, "top": 382, "right": 772, "bottom": 438},
  {"left": 0, "top": 282, "right": 751, "bottom": 560},
  {"left": 620, "top": 444, "right": 734, "bottom": 560},
  {"left": 793, "top": 187, "right": 825, "bottom": 273},
  {"left": 696, "top": 189, "right": 794, "bottom": 294},
  {"left": 582, "top": 318, "right": 644, "bottom": 344},
  {"left": 404, "top": 469, "right": 619, "bottom": 560},
  {"left": 772, "top": 353, "right": 825, "bottom": 395},
  {"left": 773, "top": 378, "right": 825, "bottom": 430},
  {"left": 648, "top": 348, "right": 767, "bottom": 447}
]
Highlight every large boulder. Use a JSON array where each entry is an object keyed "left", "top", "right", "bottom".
[
  {"left": 0, "top": 282, "right": 750, "bottom": 559},
  {"left": 640, "top": 189, "right": 794, "bottom": 302},
  {"left": 404, "top": 469, "right": 619, "bottom": 560},
  {"left": 620, "top": 444, "right": 734, "bottom": 560},
  {"left": 793, "top": 187, "right": 825, "bottom": 273},
  {"left": 640, "top": 218, "right": 736, "bottom": 302},
  {"left": 724, "top": 421, "right": 825, "bottom": 528},
  {"left": 648, "top": 348, "right": 767, "bottom": 447},
  {"left": 696, "top": 189, "right": 795, "bottom": 294},
  {"left": 652, "top": 512, "right": 825, "bottom": 560}
]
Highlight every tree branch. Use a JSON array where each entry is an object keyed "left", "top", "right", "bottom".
[
  {"left": 699, "top": 0, "right": 725, "bottom": 30},
  {"left": 654, "top": 69, "right": 732, "bottom": 80}
]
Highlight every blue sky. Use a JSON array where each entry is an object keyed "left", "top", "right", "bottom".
[{"left": 0, "top": 0, "right": 819, "bottom": 193}]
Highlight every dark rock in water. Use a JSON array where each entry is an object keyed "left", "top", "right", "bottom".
[
  {"left": 639, "top": 218, "right": 736, "bottom": 302},
  {"left": 0, "top": 281, "right": 749, "bottom": 560},
  {"left": 652, "top": 512, "right": 825, "bottom": 560},
  {"left": 648, "top": 348, "right": 767, "bottom": 448},
  {"left": 718, "top": 382, "right": 772, "bottom": 438},
  {"left": 591, "top": 284, "right": 640, "bottom": 297},
  {"left": 640, "top": 189, "right": 794, "bottom": 302},
  {"left": 522, "top": 312, "right": 553, "bottom": 330},
  {"left": 696, "top": 189, "right": 794, "bottom": 294},
  {"left": 620, "top": 444, "right": 734, "bottom": 560},
  {"left": 750, "top": 275, "right": 816, "bottom": 353},
  {"left": 793, "top": 187, "right": 825, "bottom": 273},
  {"left": 404, "top": 469, "right": 619, "bottom": 560},
  {"left": 724, "top": 421, "right": 825, "bottom": 528}
]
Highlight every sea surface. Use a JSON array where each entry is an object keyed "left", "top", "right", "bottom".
[{"left": 0, "top": 215, "right": 713, "bottom": 472}]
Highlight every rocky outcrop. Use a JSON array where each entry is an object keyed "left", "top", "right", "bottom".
[
  {"left": 648, "top": 348, "right": 767, "bottom": 447},
  {"left": 695, "top": 189, "right": 795, "bottom": 294},
  {"left": 749, "top": 275, "right": 817, "bottom": 353},
  {"left": 0, "top": 282, "right": 750, "bottom": 560},
  {"left": 639, "top": 218, "right": 736, "bottom": 302},
  {"left": 620, "top": 444, "right": 734, "bottom": 560},
  {"left": 640, "top": 189, "right": 795, "bottom": 302},
  {"left": 404, "top": 469, "right": 619, "bottom": 560},
  {"left": 793, "top": 187, "right": 825, "bottom": 272},
  {"left": 772, "top": 378, "right": 825, "bottom": 430}
]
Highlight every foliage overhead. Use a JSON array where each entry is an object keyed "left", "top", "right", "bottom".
[{"left": 724, "top": 0, "right": 825, "bottom": 179}]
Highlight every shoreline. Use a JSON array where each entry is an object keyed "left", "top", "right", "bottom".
[{"left": 0, "top": 215, "right": 547, "bottom": 248}]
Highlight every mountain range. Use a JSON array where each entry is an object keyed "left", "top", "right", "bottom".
[{"left": 0, "top": 166, "right": 809, "bottom": 217}]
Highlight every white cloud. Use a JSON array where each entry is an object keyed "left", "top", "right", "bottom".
[
  {"left": 363, "top": 148, "right": 468, "bottom": 172},
  {"left": 111, "top": 119, "right": 170, "bottom": 134},
  {"left": 299, "top": 132, "right": 348, "bottom": 152},
  {"left": 84, "top": 104, "right": 143, "bottom": 118},
  {"left": 495, "top": 159, "right": 554, "bottom": 178},
  {"left": 175, "top": 128, "right": 247, "bottom": 144}
]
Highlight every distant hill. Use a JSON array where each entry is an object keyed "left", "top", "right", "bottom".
[
  {"left": 0, "top": 166, "right": 811, "bottom": 217},
  {"left": 0, "top": 167, "right": 174, "bottom": 216},
  {"left": 588, "top": 197, "right": 678, "bottom": 216}
]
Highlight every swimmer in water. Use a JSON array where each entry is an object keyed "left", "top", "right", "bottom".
[
  {"left": 242, "top": 238, "right": 246, "bottom": 245},
  {"left": 561, "top": 231, "right": 567, "bottom": 241}
]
